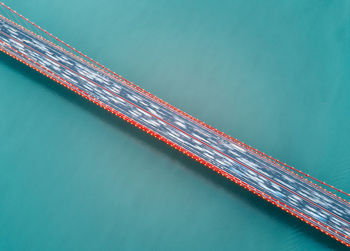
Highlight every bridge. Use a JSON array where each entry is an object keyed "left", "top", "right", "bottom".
[{"left": 0, "top": 2, "right": 349, "bottom": 247}]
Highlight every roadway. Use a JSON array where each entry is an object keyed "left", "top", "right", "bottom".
[{"left": 0, "top": 15, "right": 349, "bottom": 246}]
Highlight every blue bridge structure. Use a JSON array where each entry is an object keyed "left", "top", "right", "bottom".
[{"left": 0, "top": 2, "right": 349, "bottom": 247}]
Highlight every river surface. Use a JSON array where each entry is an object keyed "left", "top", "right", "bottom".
[{"left": 0, "top": 0, "right": 350, "bottom": 250}]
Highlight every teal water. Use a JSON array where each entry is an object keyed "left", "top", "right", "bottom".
[{"left": 1, "top": 0, "right": 350, "bottom": 250}]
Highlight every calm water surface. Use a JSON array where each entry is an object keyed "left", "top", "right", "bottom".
[{"left": 0, "top": 0, "right": 350, "bottom": 250}]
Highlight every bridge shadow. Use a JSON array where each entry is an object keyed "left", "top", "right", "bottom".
[{"left": 0, "top": 52, "right": 348, "bottom": 250}]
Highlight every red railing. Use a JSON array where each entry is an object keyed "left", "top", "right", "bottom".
[{"left": 1, "top": 1, "right": 350, "bottom": 246}]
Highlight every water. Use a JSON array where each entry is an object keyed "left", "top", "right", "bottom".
[{"left": 0, "top": 0, "right": 349, "bottom": 250}]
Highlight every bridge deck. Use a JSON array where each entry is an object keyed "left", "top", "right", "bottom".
[{"left": 0, "top": 15, "right": 349, "bottom": 247}]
